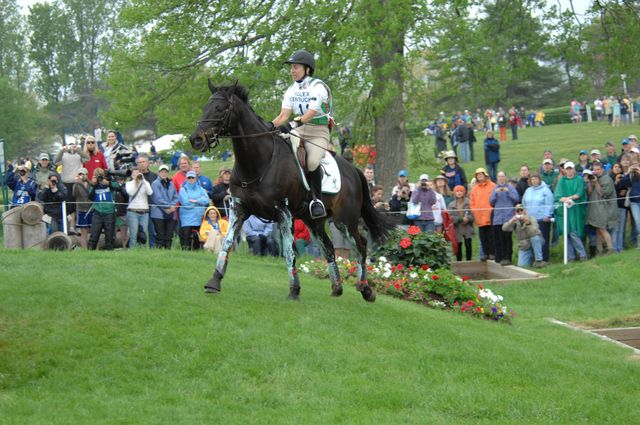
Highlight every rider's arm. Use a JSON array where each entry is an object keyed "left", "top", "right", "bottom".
[{"left": 272, "top": 108, "right": 292, "bottom": 127}]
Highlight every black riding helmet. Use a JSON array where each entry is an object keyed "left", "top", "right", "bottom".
[{"left": 285, "top": 50, "right": 315, "bottom": 76}]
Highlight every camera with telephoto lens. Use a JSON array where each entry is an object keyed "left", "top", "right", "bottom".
[{"left": 106, "top": 168, "right": 132, "bottom": 179}]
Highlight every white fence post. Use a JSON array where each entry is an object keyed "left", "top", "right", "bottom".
[
  {"left": 62, "top": 201, "right": 68, "bottom": 235},
  {"left": 563, "top": 202, "right": 568, "bottom": 265}
]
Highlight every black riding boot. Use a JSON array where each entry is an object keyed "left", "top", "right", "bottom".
[{"left": 307, "top": 168, "right": 327, "bottom": 219}]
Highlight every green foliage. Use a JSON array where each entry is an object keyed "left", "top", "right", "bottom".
[
  {"left": 0, "top": 0, "right": 29, "bottom": 87},
  {"left": 374, "top": 225, "right": 450, "bottom": 270}
]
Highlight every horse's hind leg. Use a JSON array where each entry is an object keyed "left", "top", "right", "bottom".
[
  {"left": 278, "top": 207, "right": 301, "bottom": 300},
  {"left": 310, "top": 220, "right": 343, "bottom": 297},
  {"left": 205, "top": 200, "right": 245, "bottom": 294},
  {"left": 338, "top": 221, "right": 376, "bottom": 303}
]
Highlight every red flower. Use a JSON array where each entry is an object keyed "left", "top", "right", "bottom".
[
  {"left": 420, "top": 264, "right": 429, "bottom": 271},
  {"left": 453, "top": 301, "right": 459, "bottom": 306},
  {"left": 466, "top": 300, "right": 475, "bottom": 307},
  {"left": 396, "top": 264, "right": 404, "bottom": 271},
  {"left": 399, "top": 238, "right": 412, "bottom": 249},
  {"left": 461, "top": 276, "right": 469, "bottom": 282},
  {"left": 476, "top": 307, "right": 482, "bottom": 313},
  {"left": 431, "top": 274, "right": 439, "bottom": 281},
  {"left": 407, "top": 225, "right": 421, "bottom": 236},
  {"left": 461, "top": 306, "right": 467, "bottom": 312},
  {"left": 393, "top": 282, "right": 402, "bottom": 290},
  {"left": 476, "top": 282, "right": 483, "bottom": 288},
  {"left": 348, "top": 266, "right": 357, "bottom": 274}
]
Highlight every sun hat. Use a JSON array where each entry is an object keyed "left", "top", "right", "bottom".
[
  {"left": 443, "top": 150, "right": 457, "bottom": 160},
  {"left": 434, "top": 174, "right": 448, "bottom": 181},
  {"left": 398, "top": 169, "right": 408, "bottom": 177},
  {"left": 419, "top": 174, "right": 429, "bottom": 181},
  {"left": 158, "top": 164, "right": 170, "bottom": 172},
  {"left": 558, "top": 158, "right": 569, "bottom": 166},
  {"left": 563, "top": 161, "right": 575, "bottom": 169},
  {"left": 474, "top": 167, "right": 489, "bottom": 176},
  {"left": 39, "top": 153, "right": 50, "bottom": 161},
  {"left": 629, "top": 134, "right": 638, "bottom": 140}
]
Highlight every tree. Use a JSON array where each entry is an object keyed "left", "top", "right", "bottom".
[{"left": 0, "top": 0, "right": 29, "bottom": 88}]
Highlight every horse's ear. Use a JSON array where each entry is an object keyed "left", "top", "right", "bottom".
[{"left": 207, "top": 78, "right": 216, "bottom": 94}]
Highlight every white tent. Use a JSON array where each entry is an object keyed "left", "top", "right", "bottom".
[{"left": 136, "top": 134, "right": 184, "bottom": 153}]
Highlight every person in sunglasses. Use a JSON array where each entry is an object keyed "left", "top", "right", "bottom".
[{"left": 83, "top": 135, "right": 108, "bottom": 180}]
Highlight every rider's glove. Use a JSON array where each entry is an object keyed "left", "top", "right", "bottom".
[{"left": 278, "top": 122, "right": 293, "bottom": 133}]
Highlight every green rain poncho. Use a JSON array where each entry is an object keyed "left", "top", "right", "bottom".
[{"left": 554, "top": 175, "right": 586, "bottom": 237}]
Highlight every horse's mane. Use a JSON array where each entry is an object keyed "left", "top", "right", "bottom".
[{"left": 221, "top": 84, "right": 250, "bottom": 104}]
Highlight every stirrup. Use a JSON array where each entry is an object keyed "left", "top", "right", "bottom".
[{"left": 309, "top": 200, "right": 327, "bottom": 219}]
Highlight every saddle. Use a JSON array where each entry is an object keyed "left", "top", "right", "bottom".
[{"left": 280, "top": 133, "right": 341, "bottom": 194}]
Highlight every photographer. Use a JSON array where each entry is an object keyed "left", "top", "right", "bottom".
[
  {"left": 6, "top": 164, "right": 37, "bottom": 207},
  {"left": 584, "top": 162, "right": 617, "bottom": 255},
  {"left": 410, "top": 174, "right": 437, "bottom": 232},
  {"left": 502, "top": 204, "right": 545, "bottom": 268},
  {"left": 38, "top": 173, "right": 67, "bottom": 233},
  {"left": 489, "top": 171, "right": 520, "bottom": 265},
  {"left": 371, "top": 185, "right": 390, "bottom": 212},
  {"left": 621, "top": 158, "right": 640, "bottom": 249},
  {"left": 55, "top": 141, "right": 89, "bottom": 234},
  {"left": 125, "top": 168, "right": 153, "bottom": 248},
  {"left": 390, "top": 183, "right": 413, "bottom": 226},
  {"left": 88, "top": 168, "right": 121, "bottom": 250},
  {"left": 73, "top": 168, "right": 92, "bottom": 248}
]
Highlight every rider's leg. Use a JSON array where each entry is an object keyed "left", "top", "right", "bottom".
[{"left": 299, "top": 125, "right": 330, "bottom": 219}]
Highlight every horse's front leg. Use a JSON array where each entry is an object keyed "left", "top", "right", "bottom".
[
  {"left": 277, "top": 207, "right": 300, "bottom": 300},
  {"left": 205, "top": 199, "right": 245, "bottom": 294}
]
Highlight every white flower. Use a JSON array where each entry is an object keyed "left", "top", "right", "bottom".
[
  {"left": 383, "top": 270, "right": 392, "bottom": 278},
  {"left": 300, "top": 265, "right": 310, "bottom": 273},
  {"left": 378, "top": 256, "right": 387, "bottom": 263},
  {"left": 410, "top": 272, "right": 418, "bottom": 279}
]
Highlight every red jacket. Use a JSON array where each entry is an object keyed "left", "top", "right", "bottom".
[
  {"left": 84, "top": 151, "right": 108, "bottom": 180},
  {"left": 294, "top": 219, "right": 310, "bottom": 242}
]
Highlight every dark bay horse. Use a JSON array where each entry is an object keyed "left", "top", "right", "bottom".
[{"left": 190, "top": 81, "right": 392, "bottom": 301}]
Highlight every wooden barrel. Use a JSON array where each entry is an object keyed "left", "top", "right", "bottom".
[
  {"left": 22, "top": 222, "right": 47, "bottom": 249},
  {"left": 2, "top": 207, "right": 23, "bottom": 249},
  {"left": 47, "top": 231, "right": 73, "bottom": 250},
  {"left": 20, "top": 202, "right": 44, "bottom": 225}
]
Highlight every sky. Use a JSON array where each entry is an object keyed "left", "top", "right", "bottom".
[{"left": 17, "top": 0, "right": 592, "bottom": 15}]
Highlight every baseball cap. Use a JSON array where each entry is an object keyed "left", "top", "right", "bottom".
[
  {"left": 419, "top": 174, "right": 429, "bottom": 181},
  {"left": 398, "top": 169, "right": 408, "bottom": 177},
  {"left": 542, "top": 158, "right": 553, "bottom": 165},
  {"left": 39, "top": 153, "right": 50, "bottom": 160},
  {"left": 77, "top": 168, "right": 88, "bottom": 175},
  {"left": 629, "top": 134, "right": 638, "bottom": 140},
  {"left": 582, "top": 168, "right": 593, "bottom": 175},
  {"left": 631, "top": 147, "right": 640, "bottom": 154},
  {"left": 186, "top": 170, "right": 197, "bottom": 178},
  {"left": 158, "top": 164, "right": 170, "bottom": 172},
  {"left": 563, "top": 161, "right": 575, "bottom": 169},
  {"left": 590, "top": 149, "right": 601, "bottom": 156},
  {"left": 622, "top": 139, "right": 630, "bottom": 145},
  {"left": 579, "top": 150, "right": 588, "bottom": 155}
]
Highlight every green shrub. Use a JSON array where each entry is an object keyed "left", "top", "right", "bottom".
[{"left": 373, "top": 225, "right": 450, "bottom": 270}]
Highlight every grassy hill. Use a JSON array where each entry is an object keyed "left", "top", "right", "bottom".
[{"left": 1, "top": 248, "right": 640, "bottom": 424}]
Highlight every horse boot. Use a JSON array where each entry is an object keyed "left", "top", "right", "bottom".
[{"left": 307, "top": 168, "right": 327, "bottom": 219}]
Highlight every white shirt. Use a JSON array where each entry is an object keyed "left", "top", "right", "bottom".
[
  {"left": 282, "top": 76, "right": 329, "bottom": 123},
  {"left": 432, "top": 192, "right": 447, "bottom": 225},
  {"left": 126, "top": 179, "right": 153, "bottom": 211}
]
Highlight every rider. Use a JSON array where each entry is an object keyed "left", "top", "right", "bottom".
[{"left": 272, "top": 49, "right": 333, "bottom": 219}]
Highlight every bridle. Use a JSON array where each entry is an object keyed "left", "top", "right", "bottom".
[
  {"left": 196, "top": 94, "right": 279, "bottom": 153},
  {"left": 197, "top": 93, "right": 278, "bottom": 188}
]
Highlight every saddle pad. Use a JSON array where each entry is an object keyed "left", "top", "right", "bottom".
[{"left": 284, "top": 134, "right": 341, "bottom": 194}]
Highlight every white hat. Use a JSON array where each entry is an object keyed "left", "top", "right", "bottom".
[
  {"left": 542, "top": 158, "right": 553, "bottom": 165},
  {"left": 590, "top": 149, "right": 601, "bottom": 156},
  {"left": 629, "top": 134, "right": 638, "bottom": 140},
  {"left": 582, "top": 169, "right": 593, "bottom": 175},
  {"left": 419, "top": 174, "right": 429, "bottom": 181},
  {"left": 563, "top": 161, "right": 575, "bottom": 169},
  {"left": 158, "top": 164, "right": 170, "bottom": 172},
  {"left": 631, "top": 147, "right": 640, "bottom": 154}
]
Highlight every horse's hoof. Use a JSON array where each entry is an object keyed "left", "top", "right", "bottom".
[
  {"left": 331, "top": 284, "right": 343, "bottom": 297},
  {"left": 359, "top": 285, "right": 376, "bottom": 303},
  {"left": 204, "top": 278, "right": 221, "bottom": 294},
  {"left": 288, "top": 285, "right": 300, "bottom": 301},
  {"left": 205, "top": 286, "right": 220, "bottom": 294}
]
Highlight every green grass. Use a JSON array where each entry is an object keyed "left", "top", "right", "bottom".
[
  {"left": 411, "top": 120, "right": 637, "bottom": 179},
  {"left": 2, "top": 248, "right": 640, "bottom": 424}
]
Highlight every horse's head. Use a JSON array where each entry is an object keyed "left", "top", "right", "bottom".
[{"left": 190, "top": 80, "right": 239, "bottom": 152}]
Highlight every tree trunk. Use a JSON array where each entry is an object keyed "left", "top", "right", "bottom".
[{"left": 365, "top": 0, "right": 409, "bottom": 197}]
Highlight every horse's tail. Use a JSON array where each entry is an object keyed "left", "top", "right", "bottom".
[{"left": 357, "top": 168, "right": 394, "bottom": 244}]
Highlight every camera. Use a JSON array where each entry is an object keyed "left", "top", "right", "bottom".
[
  {"left": 106, "top": 169, "right": 132, "bottom": 179},
  {"left": 587, "top": 174, "right": 596, "bottom": 180}
]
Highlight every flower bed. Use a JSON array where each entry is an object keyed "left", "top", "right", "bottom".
[{"left": 300, "top": 226, "right": 514, "bottom": 323}]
